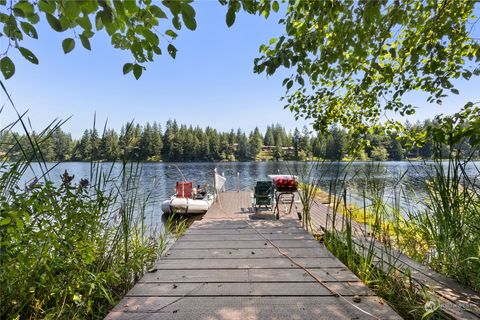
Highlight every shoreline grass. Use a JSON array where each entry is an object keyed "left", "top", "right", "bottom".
[
  {"left": 0, "top": 113, "right": 176, "bottom": 319},
  {"left": 309, "top": 152, "right": 479, "bottom": 319}
]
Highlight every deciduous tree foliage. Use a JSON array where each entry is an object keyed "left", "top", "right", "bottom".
[
  {"left": 1, "top": 0, "right": 479, "bottom": 143},
  {"left": 253, "top": 0, "right": 480, "bottom": 140},
  {"left": 0, "top": 0, "right": 202, "bottom": 79},
  {"left": 0, "top": 0, "right": 276, "bottom": 80}
]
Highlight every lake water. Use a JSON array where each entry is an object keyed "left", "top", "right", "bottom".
[{"left": 21, "top": 161, "right": 480, "bottom": 230}]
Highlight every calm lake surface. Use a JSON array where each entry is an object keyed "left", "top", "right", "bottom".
[{"left": 23, "top": 161, "right": 480, "bottom": 230}]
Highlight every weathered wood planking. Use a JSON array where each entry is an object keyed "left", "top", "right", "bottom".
[
  {"left": 154, "top": 257, "right": 345, "bottom": 269},
  {"left": 107, "top": 296, "right": 399, "bottom": 320},
  {"left": 105, "top": 193, "right": 400, "bottom": 320},
  {"left": 164, "top": 247, "right": 335, "bottom": 259},
  {"left": 127, "top": 282, "right": 373, "bottom": 297},
  {"left": 201, "top": 191, "right": 253, "bottom": 219}
]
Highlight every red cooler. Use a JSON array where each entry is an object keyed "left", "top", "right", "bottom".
[{"left": 272, "top": 176, "right": 298, "bottom": 192}]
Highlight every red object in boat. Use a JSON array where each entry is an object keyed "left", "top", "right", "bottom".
[
  {"left": 176, "top": 181, "right": 193, "bottom": 198},
  {"left": 272, "top": 176, "right": 297, "bottom": 192}
]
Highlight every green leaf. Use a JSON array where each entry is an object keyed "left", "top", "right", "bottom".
[
  {"left": 83, "top": 3, "right": 99, "bottom": 15},
  {"left": 163, "top": 0, "right": 181, "bottom": 15},
  {"left": 76, "top": 15, "right": 92, "bottom": 30},
  {"left": 63, "top": 0, "right": 81, "bottom": 19},
  {"left": 226, "top": 7, "right": 236, "bottom": 27},
  {"left": 153, "top": 46, "right": 161, "bottom": 55},
  {"left": 272, "top": 1, "right": 279, "bottom": 13},
  {"left": 95, "top": 12, "right": 103, "bottom": 30},
  {"left": 181, "top": 3, "right": 196, "bottom": 19},
  {"left": 46, "top": 13, "right": 63, "bottom": 32},
  {"left": 0, "top": 56, "right": 15, "bottom": 79},
  {"left": 123, "top": 63, "right": 133, "bottom": 74},
  {"left": 18, "top": 47, "right": 39, "bottom": 64},
  {"left": 451, "top": 88, "right": 459, "bottom": 95},
  {"left": 130, "top": 40, "right": 143, "bottom": 61},
  {"left": 20, "top": 21, "right": 38, "bottom": 39},
  {"left": 133, "top": 64, "right": 142, "bottom": 79},
  {"left": 124, "top": 0, "right": 137, "bottom": 13},
  {"left": 100, "top": 10, "right": 115, "bottom": 35},
  {"left": 16, "top": 218, "right": 24, "bottom": 230},
  {"left": 28, "top": 13, "right": 40, "bottom": 24},
  {"left": 14, "top": 1, "right": 34, "bottom": 17},
  {"left": 62, "top": 38, "right": 75, "bottom": 54},
  {"left": 182, "top": 15, "right": 197, "bottom": 31},
  {"left": 286, "top": 79, "right": 293, "bottom": 90},
  {"left": 0, "top": 217, "right": 11, "bottom": 226},
  {"left": 167, "top": 44, "right": 177, "bottom": 59},
  {"left": 12, "top": 7, "right": 24, "bottom": 17},
  {"left": 38, "top": 0, "right": 56, "bottom": 14},
  {"left": 297, "top": 76, "right": 304, "bottom": 86},
  {"left": 172, "top": 15, "right": 181, "bottom": 30},
  {"left": 150, "top": 5, "right": 167, "bottom": 18},
  {"left": 79, "top": 34, "right": 91, "bottom": 50},
  {"left": 113, "top": 1, "right": 125, "bottom": 17},
  {"left": 165, "top": 29, "right": 177, "bottom": 38},
  {"left": 143, "top": 29, "right": 159, "bottom": 46}
]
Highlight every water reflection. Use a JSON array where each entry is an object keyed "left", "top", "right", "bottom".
[{"left": 22, "top": 161, "right": 480, "bottom": 229}]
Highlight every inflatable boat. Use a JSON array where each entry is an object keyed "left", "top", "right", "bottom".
[
  {"left": 161, "top": 192, "right": 215, "bottom": 215},
  {"left": 161, "top": 170, "right": 226, "bottom": 215}
]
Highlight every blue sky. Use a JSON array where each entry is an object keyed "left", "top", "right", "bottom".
[{"left": 1, "top": 1, "right": 479, "bottom": 138}]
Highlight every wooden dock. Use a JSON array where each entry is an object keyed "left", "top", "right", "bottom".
[{"left": 106, "top": 192, "right": 401, "bottom": 319}]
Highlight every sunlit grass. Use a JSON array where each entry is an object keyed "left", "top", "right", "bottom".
[{"left": 0, "top": 112, "right": 172, "bottom": 319}]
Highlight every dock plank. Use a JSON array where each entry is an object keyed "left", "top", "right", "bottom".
[
  {"left": 185, "top": 227, "right": 308, "bottom": 235},
  {"left": 127, "top": 282, "right": 373, "bottom": 297},
  {"left": 107, "top": 296, "right": 401, "bottom": 320},
  {"left": 154, "top": 257, "right": 345, "bottom": 269},
  {"left": 171, "top": 239, "right": 321, "bottom": 249},
  {"left": 140, "top": 267, "right": 360, "bottom": 283},
  {"left": 180, "top": 233, "right": 311, "bottom": 241},
  {"left": 164, "top": 247, "right": 335, "bottom": 259}
]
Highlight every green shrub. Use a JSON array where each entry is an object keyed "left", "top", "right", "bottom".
[{"left": 0, "top": 165, "right": 163, "bottom": 319}]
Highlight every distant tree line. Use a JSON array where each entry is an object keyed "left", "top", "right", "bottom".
[{"left": 0, "top": 119, "right": 477, "bottom": 162}]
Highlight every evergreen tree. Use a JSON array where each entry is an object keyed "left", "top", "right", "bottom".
[
  {"left": 293, "top": 128, "right": 301, "bottom": 159},
  {"left": 236, "top": 131, "right": 250, "bottom": 161},
  {"left": 299, "top": 126, "right": 311, "bottom": 159},
  {"left": 138, "top": 123, "right": 153, "bottom": 160},
  {"left": 388, "top": 136, "right": 404, "bottom": 161},
  {"left": 151, "top": 122, "right": 163, "bottom": 160},
  {"left": 264, "top": 126, "right": 275, "bottom": 146},
  {"left": 100, "top": 129, "right": 120, "bottom": 161},
  {"left": 325, "top": 126, "right": 346, "bottom": 160},
  {"left": 76, "top": 130, "right": 92, "bottom": 160},
  {"left": 249, "top": 127, "right": 263, "bottom": 160},
  {"left": 89, "top": 128, "right": 101, "bottom": 160}
]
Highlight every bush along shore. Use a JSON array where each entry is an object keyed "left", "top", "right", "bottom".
[
  {"left": 0, "top": 118, "right": 189, "bottom": 318},
  {"left": 0, "top": 162, "right": 181, "bottom": 319}
]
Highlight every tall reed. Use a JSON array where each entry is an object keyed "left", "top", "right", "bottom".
[
  {"left": 0, "top": 105, "right": 169, "bottom": 319},
  {"left": 321, "top": 161, "right": 452, "bottom": 319},
  {"left": 405, "top": 152, "right": 480, "bottom": 291}
]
